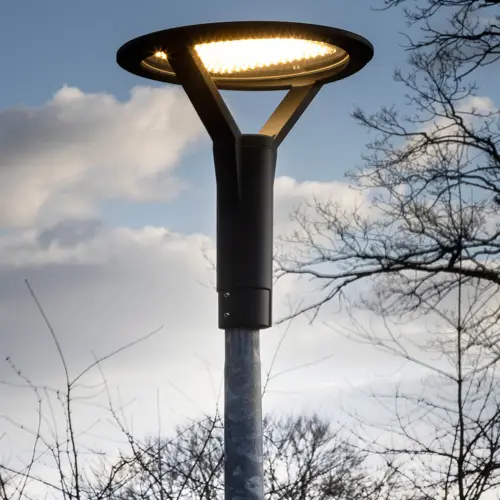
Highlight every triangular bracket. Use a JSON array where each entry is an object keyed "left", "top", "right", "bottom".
[{"left": 166, "top": 43, "right": 323, "bottom": 148}]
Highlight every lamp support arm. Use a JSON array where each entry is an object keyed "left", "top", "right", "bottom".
[
  {"left": 260, "top": 83, "right": 323, "bottom": 146},
  {"left": 167, "top": 44, "right": 241, "bottom": 144}
]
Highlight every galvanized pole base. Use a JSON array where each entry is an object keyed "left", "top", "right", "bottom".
[{"left": 224, "top": 328, "right": 264, "bottom": 500}]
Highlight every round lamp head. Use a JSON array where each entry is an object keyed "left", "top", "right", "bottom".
[{"left": 117, "top": 21, "right": 373, "bottom": 91}]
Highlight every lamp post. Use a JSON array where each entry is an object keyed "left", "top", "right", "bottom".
[{"left": 117, "top": 21, "right": 373, "bottom": 500}]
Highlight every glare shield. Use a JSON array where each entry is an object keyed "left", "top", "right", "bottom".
[{"left": 117, "top": 21, "right": 374, "bottom": 90}]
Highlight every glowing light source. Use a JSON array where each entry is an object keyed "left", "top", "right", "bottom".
[
  {"left": 146, "top": 37, "right": 346, "bottom": 84},
  {"left": 205, "top": 38, "right": 335, "bottom": 74},
  {"left": 154, "top": 38, "right": 338, "bottom": 74}
]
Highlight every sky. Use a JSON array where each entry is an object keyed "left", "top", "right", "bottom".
[{"left": 1, "top": 0, "right": 498, "bottom": 495}]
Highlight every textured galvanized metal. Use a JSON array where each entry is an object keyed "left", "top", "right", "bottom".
[{"left": 224, "top": 328, "right": 264, "bottom": 500}]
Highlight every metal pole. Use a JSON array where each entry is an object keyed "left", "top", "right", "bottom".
[
  {"left": 224, "top": 328, "right": 264, "bottom": 500},
  {"left": 215, "top": 135, "right": 273, "bottom": 500}
]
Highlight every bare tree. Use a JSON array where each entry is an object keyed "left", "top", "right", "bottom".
[
  {"left": 274, "top": 4, "right": 500, "bottom": 498},
  {"left": 2, "top": 280, "right": 389, "bottom": 500},
  {"left": 337, "top": 270, "right": 500, "bottom": 500},
  {"left": 3, "top": 276, "right": 383, "bottom": 500},
  {"left": 276, "top": 0, "right": 500, "bottom": 328},
  {"left": 0, "top": 280, "right": 164, "bottom": 500},
  {"left": 103, "top": 411, "right": 395, "bottom": 500},
  {"left": 379, "top": 0, "right": 500, "bottom": 77}
]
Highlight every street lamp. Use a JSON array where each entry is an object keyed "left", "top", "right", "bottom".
[{"left": 117, "top": 21, "right": 373, "bottom": 500}]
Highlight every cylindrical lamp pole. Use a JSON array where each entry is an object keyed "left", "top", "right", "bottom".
[
  {"left": 224, "top": 328, "right": 263, "bottom": 499},
  {"left": 216, "top": 134, "right": 276, "bottom": 499}
]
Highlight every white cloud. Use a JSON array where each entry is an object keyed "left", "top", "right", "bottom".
[
  {"left": 0, "top": 85, "right": 205, "bottom": 228},
  {"left": 274, "top": 175, "right": 367, "bottom": 234},
  {"left": 0, "top": 85, "right": 378, "bottom": 398},
  {"left": 0, "top": 217, "right": 401, "bottom": 417},
  {"left": 0, "top": 85, "right": 425, "bottom": 499}
]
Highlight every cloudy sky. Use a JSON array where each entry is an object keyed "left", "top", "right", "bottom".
[{"left": 1, "top": 0, "right": 498, "bottom": 491}]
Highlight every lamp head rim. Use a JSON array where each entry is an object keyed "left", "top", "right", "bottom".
[{"left": 116, "top": 21, "right": 374, "bottom": 91}]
